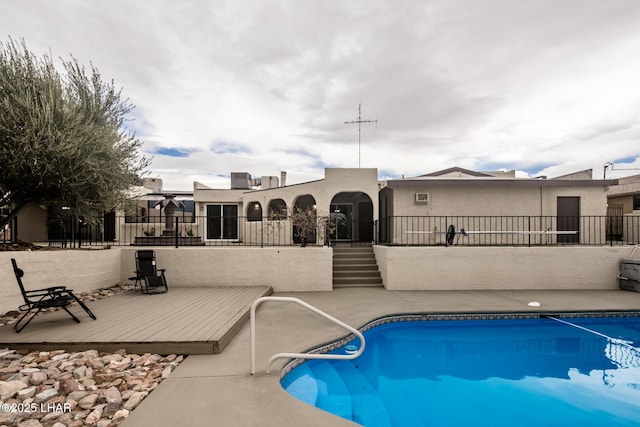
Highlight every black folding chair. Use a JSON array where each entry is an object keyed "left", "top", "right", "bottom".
[
  {"left": 11, "top": 258, "right": 97, "bottom": 333},
  {"left": 134, "top": 250, "right": 168, "bottom": 294}
]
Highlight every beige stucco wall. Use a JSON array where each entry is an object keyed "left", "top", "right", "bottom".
[
  {"left": 0, "top": 246, "right": 333, "bottom": 313},
  {"left": 119, "top": 247, "right": 333, "bottom": 292},
  {"left": 192, "top": 168, "right": 379, "bottom": 245},
  {"left": 0, "top": 250, "right": 121, "bottom": 313},
  {"left": 381, "top": 182, "right": 610, "bottom": 245},
  {"left": 386, "top": 182, "right": 609, "bottom": 217},
  {"left": 374, "top": 245, "right": 632, "bottom": 291}
]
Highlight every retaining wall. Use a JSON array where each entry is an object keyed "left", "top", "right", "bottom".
[
  {"left": 374, "top": 245, "right": 633, "bottom": 291},
  {"left": 0, "top": 247, "right": 333, "bottom": 314},
  {"left": 1, "top": 245, "right": 635, "bottom": 314},
  {"left": 0, "top": 250, "right": 121, "bottom": 314},
  {"left": 118, "top": 247, "right": 333, "bottom": 292}
]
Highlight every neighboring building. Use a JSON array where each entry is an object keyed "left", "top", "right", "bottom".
[
  {"left": 607, "top": 174, "right": 640, "bottom": 243},
  {"left": 115, "top": 177, "right": 195, "bottom": 245},
  {"left": 608, "top": 174, "right": 640, "bottom": 214},
  {"left": 379, "top": 166, "right": 617, "bottom": 245}
]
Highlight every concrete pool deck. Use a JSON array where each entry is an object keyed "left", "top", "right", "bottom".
[{"left": 121, "top": 288, "right": 640, "bottom": 427}]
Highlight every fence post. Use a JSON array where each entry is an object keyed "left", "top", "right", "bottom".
[
  {"left": 445, "top": 217, "right": 449, "bottom": 247},
  {"left": 12, "top": 215, "right": 18, "bottom": 243},
  {"left": 175, "top": 217, "right": 179, "bottom": 248}
]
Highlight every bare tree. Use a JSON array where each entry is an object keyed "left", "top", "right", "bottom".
[{"left": 0, "top": 37, "right": 149, "bottom": 229}]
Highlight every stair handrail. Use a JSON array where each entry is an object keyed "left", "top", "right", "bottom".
[{"left": 250, "top": 296, "right": 366, "bottom": 375}]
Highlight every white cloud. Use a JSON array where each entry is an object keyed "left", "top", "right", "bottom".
[{"left": 2, "top": 0, "right": 640, "bottom": 189}]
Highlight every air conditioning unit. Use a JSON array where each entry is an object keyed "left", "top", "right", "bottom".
[{"left": 415, "top": 193, "right": 429, "bottom": 203}]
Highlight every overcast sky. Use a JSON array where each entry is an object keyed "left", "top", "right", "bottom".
[{"left": 3, "top": 0, "right": 640, "bottom": 190}]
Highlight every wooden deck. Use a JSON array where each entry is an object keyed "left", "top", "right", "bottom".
[{"left": 0, "top": 286, "right": 272, "bottom": 355}]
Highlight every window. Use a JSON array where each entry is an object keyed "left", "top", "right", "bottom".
[
  {"left": 634, "top": 195, "right": 640, "bottom": 211},
  {"left": 267, "top": 199, "right": 288, "bottom": 220},
  {"left": 206, "top": 204, "right": 238, "bottom": 240},
  {"left": 247, "top": 202, "right": 263, "bottom": 222}
]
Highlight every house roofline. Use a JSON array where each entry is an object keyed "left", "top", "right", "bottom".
[{"left": 385, "top": 178, "right": 618, "bottom": 188}]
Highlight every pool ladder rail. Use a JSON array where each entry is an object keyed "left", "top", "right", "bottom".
[{"left": 250, "top": 296, "right": 366, "bottom": 375}]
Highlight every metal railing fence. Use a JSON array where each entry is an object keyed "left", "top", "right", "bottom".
[
  {"left": 2, "top": 214, "right": 635, "bottom": 248},
  {"left": 377, "top": 215, "right": 640, "bottom": 247}
]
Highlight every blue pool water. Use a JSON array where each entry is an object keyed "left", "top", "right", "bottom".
[{"left": 281, "top": 316, "right": 640, "bottom": 426}]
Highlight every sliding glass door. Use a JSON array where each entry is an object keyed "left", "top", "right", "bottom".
[{"left": 206, "top": 204, "right": 238, "bottom": 240}]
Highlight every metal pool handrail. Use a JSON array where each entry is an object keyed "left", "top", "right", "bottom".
[{"left": 250, "top": 296, "right": 366, "bottom": 375}]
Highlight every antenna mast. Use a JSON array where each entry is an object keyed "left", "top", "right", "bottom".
[{"left": 344, "top": 103, "right": 377, "bottom": 168}]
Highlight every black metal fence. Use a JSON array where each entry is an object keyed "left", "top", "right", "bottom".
[
  {"left": 377, "top": 215, "right": 640, "bottom": 247},
  {"left": 4, "top": 213, "right": 637, "bottom": 248},
  {"left": 46, "top": 215, "right": 368, "bottom": 248}
]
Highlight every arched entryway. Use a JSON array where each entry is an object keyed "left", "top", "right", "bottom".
[
  {"left": 293, "top": 194, "right": 317, "bottom": 244},
  {"left": 330, "top": 192, "right": 374, "bottom": 243}
]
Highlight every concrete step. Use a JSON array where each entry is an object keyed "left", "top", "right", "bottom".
[
  {"left": 333, "top": 258, "right": 377, "bottom": 265},
  {"left": 333, "top": 264, "right": 379, "bottom": 271},
  {"left": 333, "top": 277, "right": 384, "bottom": 287},
  {"left": 333, "top": 252, "right": 375, "bottom": 257},
  {"left": 332, "top": 245, "right": 383, "bottom": 288},
  {"left": 333, "top": 270, "right": 382, "bottom": 278}
]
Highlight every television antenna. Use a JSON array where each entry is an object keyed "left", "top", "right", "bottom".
[
  {"left": 344, "top": 103, "right": 377, "bottom": 168},
  {"left": 603, "top": 162, "right": 640, "bottom": 179}
]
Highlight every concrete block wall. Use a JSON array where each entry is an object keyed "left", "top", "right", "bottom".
[
  {"left": 118, "top": 247, "right": 333, "bottom": 292},
  {"left": 374, "top": 245, "right": 633, "bottom": 291},
  {"left": 0, "top": 246, "right": 333, "bottom": 314},
  {"left": 0, "top": 250, "right": 121, "bottom": 314},
  {"left": 1, "top": 245, "right": 635, "bottom": 314}
]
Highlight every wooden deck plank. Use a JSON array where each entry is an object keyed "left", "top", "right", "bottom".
[
  {"left": 0, "top": 286, "right": 272, "bottom": 354},
  {"left": 144, "top": 287, "right": 250, "bottom": 341},
  {"left": 175, "top": 287, "right": 261, "bottom": 340}
]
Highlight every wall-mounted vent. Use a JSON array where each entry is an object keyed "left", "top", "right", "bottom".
[{"left": 415, "top": 193, "right": 430, "bottom": 203}]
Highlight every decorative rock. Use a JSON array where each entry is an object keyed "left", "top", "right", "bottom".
[
  {"left": 0, "top": 366, "right": 21, "bottom": 375},
  {"left": 0, "top": 284, "right": 185, "bottom": 426},
  {"left": 35, "top": 387, "right": 58, "bottom": 402},
  {"left": 67, "top": 390, "right": 89, "bottom": 401},
  {"left": 51, "top": 353, "right": 70, "bottom": 362},
  {"left": 78, "top": 393, "right": 99, "bottom": 410},
  {"left": 0, "top": 380, "right": 28, "bottom": 399},
  {"left": 0, "top": 349, "right": 16, "bottom": 358},
  {"left": 123, "top": 391, "right": 145, "bottom": 411},
  {"left": 103, "top": 386, "right": 122, "bottom": 404},
  {"left": 113, "top": 408, "right": 129, "bottom": 421},
  {"left": 62, "top": 378, "right": 83, "bottom": 394},
  {"left": 29, "top": 371, "right": 48, "bottom": 386},
  {"left": 85, "top": 406, "right": 103, "bottom": 424},
  {"left": 161, "top": 365, "right": 173, "bottom": 379},
  {"left": 16, "top": 385, "right": 36, "bottom": 400},
  {"left": 73, "top": 365, "right": 87, "bottom": 379}
]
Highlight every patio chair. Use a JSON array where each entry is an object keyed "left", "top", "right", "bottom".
[
  {"left": 134, "top": 250, "right": 168, "bottom": 294},
  {"left": 10, "top": 258, "right": 97, "bottom": 333}
]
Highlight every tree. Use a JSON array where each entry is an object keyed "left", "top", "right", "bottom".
[
  {"left": 290, "top": 207, "right": 342, "bottom": 246},
  {"left": 0, "top": 37, "right": 149, "bottom": 229},
  {"left": 291, "top": 207, "right": 318, "bottom": 246}
]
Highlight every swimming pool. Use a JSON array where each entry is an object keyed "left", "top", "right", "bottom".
[{"left": 281, "top": 314, "right": 640, "bottom": 426}]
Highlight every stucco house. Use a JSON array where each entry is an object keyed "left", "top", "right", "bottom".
[
  {"left": 192, "top": 168, "right": 378, "bottom": 246},
  {"left": 5, "top": 166, "right": 632, "bottom": 247},
  {"left": 379, "top": 166, "right": 617, "bottom": 246},
  {"left": 608, "top": 174, "right": 640, "bottom": 214}
]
